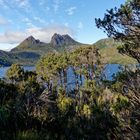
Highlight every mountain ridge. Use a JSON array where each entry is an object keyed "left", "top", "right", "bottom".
[
  {"left": 0, "top": 35, "right": 136, "bottom": 66},
  {"left": 0, "top": 33, "right": 84, "bottom": 66},
  {"left": 11, "top": 33, "right": 81, "bottom": 52}
]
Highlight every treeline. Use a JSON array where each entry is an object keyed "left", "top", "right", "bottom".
[{"left": 0, "top": 0, "right": 140, "bottom": 139}]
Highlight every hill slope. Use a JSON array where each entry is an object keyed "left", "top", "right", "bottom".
[
  {"left": 11, "top": 36, "right": 48, "bottom": 52},
  {"left": 0, "top": 50, "right": 12, "bottom": 66},
  {"left": 94, "top": 38, "right": 137, "bottom": 64},
  {"left": 0, "top": 36, "right": 137, "bottom": 66}
]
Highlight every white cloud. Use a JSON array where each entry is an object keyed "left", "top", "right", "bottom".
[
  {"left": 22, "top": 17, "right": 36, "bottom": 28},
  {"left": 0, "top": 43, "right": 19, "bottom": 51},
  {"left": 65, "top": 7, "right": 77, "bottom": 15},
  {"left": 0, "top": 31, "right": 27, "bottom": 44},
  {"left": 0, "top": 0, "right": 9, "bottom": 9},
  {"left": 0, "top": 0, "right": 4, "bottom": 5},
  {"left": 0, "top": 17, "right": 8, "bottom": 25},
  {"left": 38, "top": 0, "right": 50, "bottom": 13},
  {"left": 22, "top": 17, "right": 30, "bottom": 22},
  {"left": 8, "top": 19, "right": 13, "bottom": 24},
  {"left": 64, "top": 22, "right": 69, "bottom": 27},
  {"left": 0, "top": 25, "right": 74, "bottom": 44},
  {"left": 39, "top": 0, "right": 45, "bottom": 6},
  {"left": 53, "top": 0, "right": 62, "bottom": 12},
  {"left": 11, "top": 0, "right": 31, "bottom": 13},
  {"left": 45, "top": 6, "right": 50, "bottom": 11},
  {"left": 78, "top": 22, "right": 83, "bottom": 29},
  {"left": 33, "top": 17, "right": 47, "bottom": 24},
  {"left": 50, "top": 19, "right": 54, "bottom": 23},
  {"left": 0, "top": 0, "right": 30, "bottom": 10},
  {"left": 0, "top": 0, "right": 31, "bottom": 15},
  {"left": 26, "top": 22, "right": 37, "bottom": 28},
  {"left": 15, "top": 0, "right": 30, "bottom": 8}
]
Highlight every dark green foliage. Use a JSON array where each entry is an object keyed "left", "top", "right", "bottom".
[
  {"left": 95, "top": 0, "right": 140, "bottom": 138},
  {"left": 0, "top": 46, "right": 127, "bottom": 140},
  {"left": 0, "top": 44, "right": 139, "bottom": 139},
  {"left": 95, "top": 0, "right": 140, "bottom": 63},
  {"left": 0, "top": 0, "right": 139, "bottom": 138}
]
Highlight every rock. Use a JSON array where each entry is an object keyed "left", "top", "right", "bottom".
[{"left": 50, "top": 33, "right": 79, "bottom": 47}]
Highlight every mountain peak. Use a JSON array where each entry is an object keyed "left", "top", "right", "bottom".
[
  {"left": 11, "top": 36, "right": 46, "bottom": 52},
  {"left": 53, "top": 33, "right": 60, "bottom": 36},
  {"left": 22, "top": 35, "right": 47, "bottom": 46},
  {"left": 26, "top": 35, "right": 35, "bottom": 41},
  {"left": 11, "top": 33, "right": 81, "bottom": 52},
  {"left": 50, "top": 33, "right": 79, "bottom": 47},
  {"left": 24, "top": 36, "right": 39, "bottom": 45}
]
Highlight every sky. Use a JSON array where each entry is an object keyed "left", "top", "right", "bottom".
[{"left": 0, "top": 0, "right": 126, "bottom": 51}]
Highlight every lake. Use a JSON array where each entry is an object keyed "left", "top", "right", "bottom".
[
  {"left": 0, "top": 64, "right": 121, "bottom": 80},
  {"left": 0, "top": 66, "right": 35, "bottom": 79}
]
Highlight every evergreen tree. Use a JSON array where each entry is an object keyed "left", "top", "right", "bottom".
[{"left": 95, "top": 0, "right": 140, "bottom": 62}]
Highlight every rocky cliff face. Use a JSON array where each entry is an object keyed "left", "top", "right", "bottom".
[{"left": 50, "top": 33, "right": 79, "bottom": 47}]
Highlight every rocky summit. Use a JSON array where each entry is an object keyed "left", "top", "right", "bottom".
[
  {"left": 50, "top": 33, "right": 80, "bottom": 47},
  {"left": 23, "top": 36, "right": 44, "bottom": 45},
  {"left": 11, "top": 36, "right": 47, "bottom": 52}
]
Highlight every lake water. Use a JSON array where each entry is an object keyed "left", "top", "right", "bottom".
[
  {"left": 0, "top": 66, "right": 35, "bottom": 79},
  {"left": 0, "top": 64, "right": 121, "bottom": 80},
  {"left": 0, "top": 64, "right": 125, "bottom": 91}
]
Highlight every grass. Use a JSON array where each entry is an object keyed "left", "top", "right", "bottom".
[{"left": 100, "top": 46, "right": 137, "bottom": 65}]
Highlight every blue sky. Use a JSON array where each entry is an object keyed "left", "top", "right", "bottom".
[{"left": 0, "top": 0, "right": 126, "bottom": 51}]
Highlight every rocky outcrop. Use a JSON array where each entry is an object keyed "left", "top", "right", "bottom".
[
  {"left": 11, "top": 36, "right": 46, "bottom": 52},
  {"left": 24, "top": 36, "right": 45, "bottom": 45},
  {"left": 50, "top": 33, "right": 79, "bottom": 47}
]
